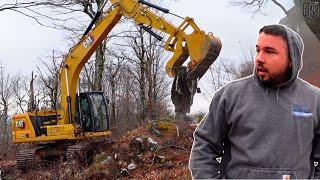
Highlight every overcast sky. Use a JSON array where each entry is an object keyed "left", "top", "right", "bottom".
[{"left": 0, "top": 0, "right": 295, "bottom": 114}]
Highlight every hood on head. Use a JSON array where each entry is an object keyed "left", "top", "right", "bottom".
[
  {"left": 254, "top": 24, "right": 304, "bottom": 87},
  {"left": 283, "top": 24, "right": 304, "bottom": 86}
]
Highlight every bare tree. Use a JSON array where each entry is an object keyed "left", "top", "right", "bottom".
[
  {"left": 80, "top": 59, "right": 95, "bottom": 92},
  {"left": 28, "top": 71, "right": 37, "bottom": 111},
  {"left": 123, "top": 25, "right": 172, "bottom": 123},
  {"left": 112, "top": 65, "right": 140, "bottom": 135},
  {"left": 100, "top": 21, "right": 171, "bottom": 128},
  {"left": 204, "top": 59, "right": 253, "bottom": 100},
  {"left": 0, "top": 65, "right": 15, "bottom": 158},
  {"left": 145, "top": 32, "right": 170, "bottom": 120},
  {"left": 120, "top": 26, "right": 148, "bottom": 124},
  {"left": 103, "top": 48, "right": 126, "bottom": 127},
  {"left": 12, "top": 74, "right": 28, "bottom": 113},
  {"left": 0, "top": 66, "right": 14, "bottom": 121},
  {"left": 230, "top": 0, "right": 289, "bottom": 15},
  {"left": 36, "top": 50, "right": 61, "bottom": 110},
  {"left": 207, "top": 59, "right": 238, "bottom": 91},
  {"left": 234, "top": 43, "right": 255, "bottom": 79},
  {"left": 11, "top": 72, "right": 48, "bottom": 114},
  {"left": 0, "top": 1, "right": 77, "bottom": 28},
  {"left": 204, "top": 43, "right": 255, "bottom": 100}
]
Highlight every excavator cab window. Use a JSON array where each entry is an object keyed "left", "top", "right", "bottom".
[
  {"left": 77, "top": 92, "right": 110, "bottom": 132},
  {"left": 89, "top": 92, "right": 109, "bottom": 131}
]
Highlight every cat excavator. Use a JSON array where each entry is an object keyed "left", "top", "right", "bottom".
[{"left": 11, "top": 0, "right": 221, "bottom": 170}]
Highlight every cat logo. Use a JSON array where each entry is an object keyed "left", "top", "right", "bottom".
[
  {"left": 303, "top": 2, "right": 319, "bottom": 21},
  {"left": 83, "top": 34, "right": 95, "bottom": 48}
]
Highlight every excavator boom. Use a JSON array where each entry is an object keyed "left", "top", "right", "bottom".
[{"left": 60, "top": 6, "right": 122, "bottom": 125}]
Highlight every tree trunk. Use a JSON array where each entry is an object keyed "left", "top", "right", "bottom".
[
  {"left": 94, "top": 44, "right": 106, "bottom": 91},
  {"left": 110, "top": 77, "right": 116, "bottom": 127},
  {"left": 139, "top": 63, "right": 147, "bottom": 124},
  {"left": 152, "top": 61, "right": 158, "bottom": 119},
  {"left": 28, "top": 72, "right": 36, "bottom": 112},
  {"left": 146, "top": 54, "right": 154, "bottom": 120},
  {"left": 138, "top": 28, "right": 147, "bottom": 124},
  {"left": 146, "top": 35, "right": 156, "bottom": 120}
]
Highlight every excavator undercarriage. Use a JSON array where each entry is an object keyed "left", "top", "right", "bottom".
[{"left": 16, "top": 140, "right": 106, "bottom": 171}]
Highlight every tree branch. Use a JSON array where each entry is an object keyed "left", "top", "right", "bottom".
[{"left": 271, "top": 0, "right": 288, "bottom": 15}]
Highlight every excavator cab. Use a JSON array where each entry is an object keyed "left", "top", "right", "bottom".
[
  {"left": 14, "top": 91, "right": 111, "bottom": 170},
  {"left": 76, "top": 92, "right": 110, "bottom": 133}
]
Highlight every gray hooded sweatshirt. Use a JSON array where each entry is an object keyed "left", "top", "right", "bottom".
[{"left": 189, "top": 25, "right": 320, "bottom": 179}]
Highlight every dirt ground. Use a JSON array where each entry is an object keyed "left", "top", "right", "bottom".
[{"left": 0, "top": 121, "right": 196, "bottom": 180}]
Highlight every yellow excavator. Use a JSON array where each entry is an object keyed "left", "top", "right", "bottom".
[{"left": 12, "top": 0, "right": 221, "bottom": 169}]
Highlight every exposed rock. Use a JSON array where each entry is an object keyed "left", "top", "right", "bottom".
[
  {"left": 127, "top": 161, "right": 137, "bottom": 170},
  {"left": 118, "top": 168, "right": 129, "bottom": 177}
]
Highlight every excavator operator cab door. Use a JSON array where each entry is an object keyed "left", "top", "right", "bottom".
[{"left": 77, "top": 92, "right": 110, "bottom": 132}]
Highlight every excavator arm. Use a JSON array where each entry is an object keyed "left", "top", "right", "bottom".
[{"left": 60, "top": 0, "right": 222, "bottom": 125}]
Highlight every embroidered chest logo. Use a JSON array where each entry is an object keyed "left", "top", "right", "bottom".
[{"left": 292, "top": 104, "right": 313, "bottom": 117}]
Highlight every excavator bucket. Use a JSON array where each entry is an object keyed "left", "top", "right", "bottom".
[
  {"left": 164, "top": 17, "right": 222, "bottom": 81},
  {"left": 185, "top": 32, "right": 222, "bottom": 81}
]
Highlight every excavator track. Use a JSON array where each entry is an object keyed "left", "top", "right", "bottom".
[
  {"left": 16, "top": 148, "right": 39, "bottom": 171},
  {"left": 66, "top": 142, "right": 93, "bottom": 165},
  {"left": 16, "top": 142, "right": 96, "bottom": 171},
  {"left": 187, "top": 39, "right": 222, "bottom": 81}
]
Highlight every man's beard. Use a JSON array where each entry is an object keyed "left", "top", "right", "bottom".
[
  {"left": 255, "top": 68, "right": 292, "bottom": 87},
  {"left": 257, "top": 73, "right": 274, "bottom": 86}
]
